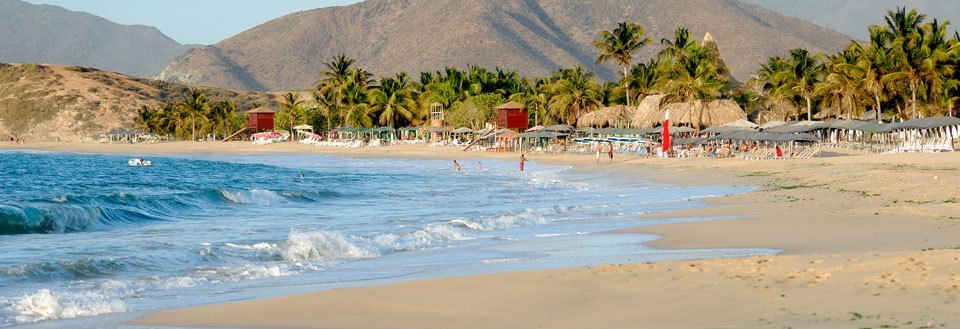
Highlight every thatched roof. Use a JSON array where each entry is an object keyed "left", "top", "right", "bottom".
[
  {"left": 632, "top": 99, "right": 745, "bottom": 128},
  {"left": 495, "top": 101, "right": 526, "bottom": 110},
  {"left": 702, "top": 32, "right": 740, "bottom": 88},
  {"left": 247, "top": 107, "right": 276, "bottom": 114},
  {"left": 632, "top": 94, "right": 667, "bottom": 127},
  {"left": 576, "top": 105, "right": 636, "bottom": 128}
]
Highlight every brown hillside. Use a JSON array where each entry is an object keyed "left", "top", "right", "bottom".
[
  {"left": 158, "top": 0, "right": 852, "bottom": 91},
  {"left": 0, "top": 63, "right": 274, "bottom": 142},
  {"left": 0, "top": 0, "right": 192, "bottom": 77}
]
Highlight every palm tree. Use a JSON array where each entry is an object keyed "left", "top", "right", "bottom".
[
  {"left": 594, "top": 22, "right": 651, "bottom": 107},
  {"left": 774, "top": 48, "right": 824, "bottom": 120},
  {"left": 625, "top": 59, "right": 662, "bottom": 104},
  {"left": 179, "top": 89, "right": 209, "bottom": 141},
  {"left": 859, "top": 28, "right": 895, "bottom": 121},
  {"left": 278, "top": 92, "right": 305, "bottom": 136},
  {"left": 545, "top": 66, "right": 602, "bottom": 125},
  {"left": 660, "top": 43, "right": 728, "bottom": 104},
  {"left": 815, "top": 43, "right": 864, "bottom": 119},
  {"left": 207, "top": 101, "right": 237, "bottom": 140},
  {"left": 509, "top": 77, "right": 550, "bottom": 126},
  {"left": 659, "top": 28, "right": 694, "bottom": 62},
  {"left": 369, "top": 73, "right": 418, "bottom": 128}
]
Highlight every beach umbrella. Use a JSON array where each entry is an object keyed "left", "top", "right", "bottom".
[{"left": 662, "top": 109, "right": 671, "bottom": 152}]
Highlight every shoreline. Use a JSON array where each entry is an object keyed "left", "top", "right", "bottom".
[{"left": 6, "top": 141, "right": 960, "bottom": 328}]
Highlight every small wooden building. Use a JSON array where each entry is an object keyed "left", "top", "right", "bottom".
[
  {"left": 495, "top": 101, "right": 529, "bottom": 131},
  {"left": 247, "top": 107, "right": 276, "bottom": 132}
]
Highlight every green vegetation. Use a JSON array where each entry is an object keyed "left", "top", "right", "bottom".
[
  {"left": 139, "top": 6, "right": 960, "bottom": 140},
  {"left": 759, "top": 8, "right": 960, "bottom": 121},
  {"left": 136, "top": 91, "right": 246, "bottom": 141}
]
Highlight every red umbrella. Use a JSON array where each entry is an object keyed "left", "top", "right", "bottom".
[{"left": 661, "top": 109, "right": 671, "bottom": 153}]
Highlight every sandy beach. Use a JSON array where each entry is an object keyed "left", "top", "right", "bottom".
[{"left": 5, "top": 141, "right": 960, "bottom": 328}]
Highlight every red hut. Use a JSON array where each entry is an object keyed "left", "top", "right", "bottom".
[
  {"left": 495, "top": 101, "right": 529, "bottom": 131},
  {"left": 247, "top": 107, "right": 276, "bottom": 132}
]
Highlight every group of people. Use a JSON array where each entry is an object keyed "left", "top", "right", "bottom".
[
  {"left": 453, "top": 154, "right": 527, "bottom": 172},
  {"left": 7, "top": 134, "right": 24, "bottom": 144},
  {"left": 595, "top": 142, "right": 614, "bottom": 165}
]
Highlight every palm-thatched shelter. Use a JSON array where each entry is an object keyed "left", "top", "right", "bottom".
[
  {"left": 632, "top": 94, "right": 667, "bottom": 127},
  {"left": 632, "top": 99, "right": 746, "bottom": 129},
  {"left": 576, "top": 105, "right": 636, "bottom": 128}
]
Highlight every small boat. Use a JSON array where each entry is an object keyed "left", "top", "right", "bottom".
[{"left": 128, "top": 158, "right": 152, "bottom": 166}]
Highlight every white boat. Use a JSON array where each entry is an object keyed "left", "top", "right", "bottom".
[{"left": 128, "top": 158, "right": 152, "bottom": 166}]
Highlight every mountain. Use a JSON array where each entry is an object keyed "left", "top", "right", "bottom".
[
  {"left": 0, "top": 63, "right": 273, "bottom": 142},
  {"left": 157, "top": 0, "right": 853, "bottom": 91},
  {"left": 742, "top": 0, "right": 960, "bottom": 41},
  {"left": 0, "top": 0, "right": 193, "bottom": 77}
]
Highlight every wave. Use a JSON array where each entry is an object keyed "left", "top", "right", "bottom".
[{"left": 0, "top": 188, "right": 340, "bottom": 235}]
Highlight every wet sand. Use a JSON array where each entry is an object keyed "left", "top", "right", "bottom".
[{"left": 5, "top": 141, "right": 960, "bottom": 328}]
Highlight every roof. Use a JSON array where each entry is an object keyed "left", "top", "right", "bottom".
[
  {"left": 451, "top": 127, "right": 475, "bottom": 134},
  {"left": 702, "top": 119, "right": 759, "bottom": 133},
  {"left": 881, "top": 116, "right": 960, "bottom": 131},
  {"left": 706, "top": 131, "right": 819, "bottom": 142},
  {"left": 495, "top": 101, "right": 526, "bottom": 110},
  {"left": 520, "top": 131, "right": 564, "bottom": 138},
  {"left": 763, "top": 121, "right": 828, "bottom": 133},
  {"left": 543, "top": 124, "right": 574, "bottom": 132},
  {"left": 247, "top": 107, "right": 276, "bottom": 114},
  {"left": 632, "top": 99, "right": 745, "bottom": 128},
  {"left": 576, "top": 105, "right": 635, "bottom": 128}
]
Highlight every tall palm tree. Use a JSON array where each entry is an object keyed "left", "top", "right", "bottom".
[
  {"left": 179, "top": 89, "right": 209, "bottom": 141},
  {"left": 815, "top": 43, "right": 864, "bottom": 119},
  {"left": 774, "top": 48, "right": 824, "bottom": 120},
  {"left": 594, "top": 22, "right": 651, "bottom": 107},
  {"left": 369, "top": 73, "right": 418, "bottom": 128},
  {"left": 545, "top": 66, "right": 602, "bottom": 125},
  {"left": 859, "top": 27, "right": 895, "bottom": 121},
  {"left": 278, "top": 92, "right": 305, "bottom": 136}
]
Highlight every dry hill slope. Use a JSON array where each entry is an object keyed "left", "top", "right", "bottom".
[
  {"left": 158, "top": 0, "right": 852, "bottom": 91},
  {"left": 0, "top": 0, "right": 192, "bottom": 77},
  {"left": 0, "top": 63, "right": 273, "bottom": 142}
]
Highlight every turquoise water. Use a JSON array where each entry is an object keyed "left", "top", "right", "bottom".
[{"left": 0, "top": 151, "right": 771, "bottom": 328}]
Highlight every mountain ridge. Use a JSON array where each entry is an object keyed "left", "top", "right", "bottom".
[
  {"left": 158, "top": 0, "right": 853, "bottom": 91},
  {"left": 0, "top": 0, "right": 193, "bottom": 77}
]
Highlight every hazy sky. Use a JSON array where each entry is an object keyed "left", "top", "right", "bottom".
[
  {"left": 23, "top": 0, "right": 960, "bottom": 45},
  {"left": 22, "top": 0, "right": 361, "bottom": 45}
]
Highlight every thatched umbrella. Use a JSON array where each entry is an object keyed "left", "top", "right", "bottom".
[
  {"left": 576, "top": 105, "right": 635, "bottom": 128},
  {"left": 632, "top": 99, "right": 746, "bottom": 129},
  {"left": 632, "top": 94, "right": 667, "bottom": 127}
]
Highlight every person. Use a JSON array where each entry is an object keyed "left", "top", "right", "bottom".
[
  {"left": 595, "top": 143, "right": 602, "bottom": 165},
  {"left": 453, "top": 160, "right": 461, "bottom": 172},
  {"left": 476, "top": 161, "right": 482, "bottom": 171},
  {"left": 519, "top": 154, "right": 526, "bottom": 172},
  {"left": 775, "top": 145, "right": 783, "bottom": 158},
  {"left": 608, "top": 142, "right": 614, "bottom": 163},
  {"left": 300, "top": 172, "right": 305, "bottom": 178}
]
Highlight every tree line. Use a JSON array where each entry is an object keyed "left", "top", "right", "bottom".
[{"left": 138, "top": 7, "right": 959, "bottom": 140}]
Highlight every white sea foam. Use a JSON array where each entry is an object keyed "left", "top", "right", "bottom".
[
  {"left": 223, "top": 231, "right": 377, "bottom": 262},
  {"left": 220, "top": 189, "right": 286, "bottom": 205},
  {"left": 0, "top": 287, "right": 126, "bottom": 325}
]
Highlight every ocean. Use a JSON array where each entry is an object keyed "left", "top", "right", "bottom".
[{"left": 0, "top": 150, "right": 772, "bottom": 328}]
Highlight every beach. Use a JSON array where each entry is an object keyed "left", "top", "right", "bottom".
[{"left": 4, "top": 141, "right": 960, "bottom": 328}]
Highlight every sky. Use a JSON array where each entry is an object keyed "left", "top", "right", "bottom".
[{"left": 22, "top": 0, "right": 362, "bottom": 45}]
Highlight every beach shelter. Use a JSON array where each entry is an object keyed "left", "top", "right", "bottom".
[
  {"left": 292, "top": 124, "right": 313, "bottom": 140},
  {"left": 577, "top": 105, "right": 635, "bottom": 128},
  {"left": 543, "top": 124, "right": 574, "bottom": 133}
]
